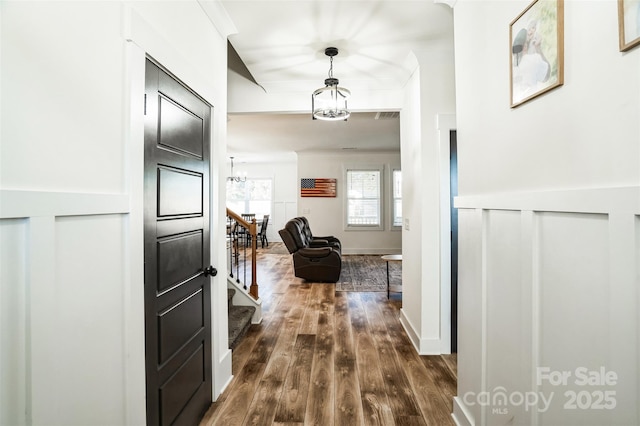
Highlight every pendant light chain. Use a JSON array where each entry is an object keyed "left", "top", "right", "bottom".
[{"left": 328, "top": 56, "right": 334, "bottom": 79}]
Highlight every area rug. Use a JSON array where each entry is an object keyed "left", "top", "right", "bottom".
[
  {"left": 259, "top": 245, "right": 402, "bottom": 292},
  {"left": 336, "top": 255, "right": 402, "bottom": 292}
]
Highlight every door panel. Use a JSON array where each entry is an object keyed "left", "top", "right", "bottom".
[
  {"left": 144, "top": 58, "right": 213, "bottom": 426},
  {"left": 159, "top": 344, "right": 206, "bottom": 425},
  {"left": 157, "top": 166, "right": 203, "bottom": 217},
  {"left": 159, "top": 96, "right": 204, "bottom": 157},
  {"left": 157, "top": 232, "right": 203, "bottom": 292},
  {"left": 158, "top": 289, "right": 204, "bottom": 364}
]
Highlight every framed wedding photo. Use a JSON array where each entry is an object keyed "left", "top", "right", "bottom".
[
  {"left": 618, "top": 0, "right": 640, "bottom": 51},
  {"left": 510, "top": 0, "right": 564, "bottom": 107}
]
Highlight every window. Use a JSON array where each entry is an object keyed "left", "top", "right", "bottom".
[
  {"left": 226, "top": 178, "right": 273, "bottom": 217},
  {"left": 392, "top": 169, "right": 402, "bottom": 228},
  {"left": 345, "top": 166, "right": 383, "bottom": 230}
]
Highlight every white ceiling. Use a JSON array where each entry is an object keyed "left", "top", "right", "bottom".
[
  {"left": 227, "top": 111, "right": 401, "bottom": 162},
  {"left": 220, "top": 0, "right": 454, "bottom": 161}
]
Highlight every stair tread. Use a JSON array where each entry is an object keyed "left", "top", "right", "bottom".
[
  {"left": 229, "top": 304, "right": 256, "bottom": 319},
  {"left": 228, "top": 305, "right": 256, "bottom": 349}
]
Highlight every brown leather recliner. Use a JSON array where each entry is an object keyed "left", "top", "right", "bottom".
[{"left": 278, "top": 217, "right": 341, "bottom": 282}]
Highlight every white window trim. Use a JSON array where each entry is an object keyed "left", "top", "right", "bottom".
[
  {"left": 343, "top": 164, "right": 384, "bottom": 231},
  {"left": 390, "top": 168, "right": 402, "bottom": 231}
]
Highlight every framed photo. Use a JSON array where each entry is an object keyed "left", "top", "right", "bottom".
[
  {"left": 510, "top": 0, "right": 564, "bottom": 107},
  {"left": 618, "top": 0, "right": 640, "bottom": 51}
]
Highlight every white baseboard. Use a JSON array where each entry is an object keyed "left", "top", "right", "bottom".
[
  {"left": 399, "top": 309, "right": 443, "bottom": 355},
  {"left": 214, "top": 349, "right": 233, "bottom": 400},
  {"left": 341, "top": 248, "right": 402, "bottom": 255},
  {"left": 399, "top": 309, "right": 420, "bottom": 349},
  {"left": 452, "top": 397, "right": 474, "bottom": 426}
]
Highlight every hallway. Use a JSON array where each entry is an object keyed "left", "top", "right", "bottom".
[{"left": 201, "top": 249, "right": 457, "bottom": 425}]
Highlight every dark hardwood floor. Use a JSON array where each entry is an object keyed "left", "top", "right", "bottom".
[{"left": 201, "top": 245, "right": 457, "bottom": 426}]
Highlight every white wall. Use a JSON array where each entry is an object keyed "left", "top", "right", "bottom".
[
  {"left": 0, "top": 1, "right": 233, "bottom": 424},
  {"left": 400, "top": 64, "right": 426, "bottom": 351},
  {"left": 399, "top": 44, "right": 457, "bottom": 355},
  {"left": 296, "top": 151, "right": 402, "bottom": 254},
  {"left": 453, "top": 1, "right": 640, "bottom": 425}
]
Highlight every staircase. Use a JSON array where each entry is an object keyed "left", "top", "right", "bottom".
[{"left": 227, "top": 288, "right": 256, "bottom": 349}]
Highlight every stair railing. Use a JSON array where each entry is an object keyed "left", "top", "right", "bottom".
[{"left": 226, "top": 208, "right": 259, "bottom": 299}]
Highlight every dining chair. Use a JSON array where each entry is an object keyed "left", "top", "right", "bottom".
[
  {"left": 257, "top": 214, "right": 269, "bottom": 248},
  {"left": 240, "top": 213, "right": 256, "bottom": 246}
]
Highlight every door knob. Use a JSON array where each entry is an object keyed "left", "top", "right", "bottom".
[{"left": 204, "top": 266, "right": 217, "bottom": 277}]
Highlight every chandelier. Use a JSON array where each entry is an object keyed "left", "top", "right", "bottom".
[
  {"left": 311, "top": 47, "right": 350, "bottom": 121},
  {"left": 227, "top": 157, "right": 246, "bottom": 182}
]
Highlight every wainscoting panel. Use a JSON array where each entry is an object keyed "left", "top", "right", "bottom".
[
  {"left": 453, "top": 186, "right": 639, "bottom": 426},
  {"left": 0, "top": 218, "right": 28, "bottom": 426},
  {"left": 455, "top": 208, "right": 484, "bottom": 424},
  {"left": 485, "top": 210, "right": 530, "bottom": 425},
  {"left": 273, "top": 201, "right": 297, "bottom": 242},
  {"left": 537, "top": 212, "right": 611, "bottom": 426},
  {"left": 0, "top": 190, "right": 132, "bottom": 425},
  {"left": 52, "top": 214, "right": 127, "bottom": 422}
]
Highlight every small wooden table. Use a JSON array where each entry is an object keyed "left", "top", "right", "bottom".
[{"left": 381, "top": 254, "right": 402, "bottom": 298}]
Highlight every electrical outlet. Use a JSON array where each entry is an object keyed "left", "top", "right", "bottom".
[
  {"left": 302, "top": 208, "right": 311, "bottom": 214},
  {"left": 404, "top": 218, "right": 410, "bottom": 231}
]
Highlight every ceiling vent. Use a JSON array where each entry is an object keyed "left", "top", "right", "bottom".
[{"left": 375, "top": 111, "right": 400, "bottom": 120}]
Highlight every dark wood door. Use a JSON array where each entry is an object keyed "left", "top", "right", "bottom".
[{"left": 144, "top": 59, "right": 214, "bottom": 425}]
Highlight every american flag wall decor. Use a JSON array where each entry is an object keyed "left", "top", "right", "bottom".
[{"left": 300, "top": 178, "right": 337, "bottom": 197}]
